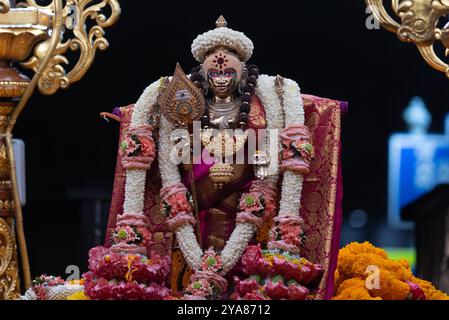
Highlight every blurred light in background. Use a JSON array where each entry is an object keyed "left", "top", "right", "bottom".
[
  {"left": 388, "top": 97, "right": 449, "bottom": 229},
  {"left": 348, "top": 209, "right": 368, "bottom": 229}
]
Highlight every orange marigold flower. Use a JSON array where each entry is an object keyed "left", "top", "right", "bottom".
[
  {"left": 370, "top": 269, "right": 410, "bottom": 300},
  {"left": 341, "top": 242, "right": 388, "bottom": 259},
  {"left": 333, "top": 278, "right": 372, "bottom": 300},
  {"left": 335, "top": 278, "right": 366, "bottom": 296},
  {"left": 411, "top": 277, "right": 449, "bottom": 300},
  {"left": 333, "top": 242, "right": 449, "bottom": 300}
]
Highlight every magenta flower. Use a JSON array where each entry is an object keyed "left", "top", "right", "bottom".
[
  {"left": 288, "top": 284, "right": 309, "bottom": 300},
  {"left": 234, "top": 276, "right": 260, "bottom": 296},
  {"left": 264, "top": 280, "right": 289, "bottom": 299},
  {"left": 272, "top": 257, "right": 297, "bottom": 280},
  {"left": 243, "top": 291, "right": 268, "bottom": 300},
  {"left": 406, "top": 281, "right": 426, "bottom": 300},
  {"left": 241, "top": 245, "right": 263, "bottom": 275}
]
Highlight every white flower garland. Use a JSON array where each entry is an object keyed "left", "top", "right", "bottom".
[
  {"left": 278, "top": 79, "right": 305, "bottom": 217},
  {"left": 255, "top": 75, "right": 285, "bottom": 186},
  {"left": 121, "top": 74, "right": 306, "bottom": 275},
  {"left": 158, "top": 114, "right": 204, "bottom": 270},
  {"left": 158, "top": 110, "right": 255, "bottom": 273},
  {"left": 131, "top": 79, "right": 162, "bottom": 126},
  {"left": 123, "top": 79, "right": 161, "bottom": 215},
  {"left": 157, "top": 74, "right": 304, "bottom": 274},
  {"left": 220, "top": 223, "right": 257, "bottom": 272},
  {"left": 123, "top": 170, "right": 147, "bottom": 214},
  {"left": 176, "top": 224, "right": 203, "bottom": 270},
  {"left": 158, "top": 115, "right": 182, "bottom": 186}
]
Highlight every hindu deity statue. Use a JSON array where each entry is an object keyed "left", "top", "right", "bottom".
[{"left": 84, "top": 16, "right": 345, "bottom": 300}]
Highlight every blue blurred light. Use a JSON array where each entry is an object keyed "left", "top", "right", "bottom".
[{"left": 388, "top": 97, "right": 449, "bottom": 229}]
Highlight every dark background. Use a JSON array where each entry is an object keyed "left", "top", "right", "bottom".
[{"left": 14, "top": 1, "right": 449, "bottom": 277}]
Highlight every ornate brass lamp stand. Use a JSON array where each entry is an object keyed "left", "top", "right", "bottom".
[
  {"left": 0, "top": 0, "right": 120, "bottom": 299},
  {"left": 365, "top": 0, "right": 449, "bottom": 78}
]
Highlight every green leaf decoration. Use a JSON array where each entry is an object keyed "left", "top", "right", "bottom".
[
  {"left": 272, "top": 275, "right": 284, "bottom": 284},
  {"left": 120, "top": 141, "right": 127, "bottom": 151},
  {"left": 244, "top": 195, "right": 255, "bottom": 207},
  {"left": 206, "top": 257, "right": 217, "bottom": 267},
  {"left": 117, "top": 229, "right": 127, "bottom": 239},
  {"left": 305, "top": 143, "right": 313, "bottom": 153}
]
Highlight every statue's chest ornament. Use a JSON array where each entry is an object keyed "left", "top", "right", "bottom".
[
  {"left": 201, "top": 100, "right": 250, "bottom": 189},
  {"left": 200, "top": 128, "right": 248, "bottom": 158}
]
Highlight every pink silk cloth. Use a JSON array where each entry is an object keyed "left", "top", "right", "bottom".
[{"left": 103, "top": 94, "right": 346, "bottom": 300}]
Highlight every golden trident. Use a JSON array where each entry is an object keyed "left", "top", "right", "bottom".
[{"left": 0, "top": 0, "right": 120, "bottom": 299}]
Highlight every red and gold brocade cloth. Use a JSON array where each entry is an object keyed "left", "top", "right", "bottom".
[{"left": 103, "top": 94, "right": 347, "bottom": 300}]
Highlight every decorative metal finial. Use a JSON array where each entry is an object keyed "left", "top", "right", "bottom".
[
  {"left": 0, "top": 0, "right": 11, "bottom": 14},
  {"left": 216, "top": 15, "right": 227, "bottom": 28}
]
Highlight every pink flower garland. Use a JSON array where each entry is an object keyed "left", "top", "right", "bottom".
[
  {"left": 250, "top": 181, "right": 278, "bottom": 221},
  {"left": 235, "top": 181, "right": 279, "bottom": 230},
  {"left": 161, "top": 183, "right": 196, "bottom": 232},
  {"left": 183, "top": 248, "right": 229, "bottom": 299},
  {"left": 121, "top": 125, "right": 156, "bottom": 170},
  {"left": 268, "top": 214, "right": 305, "bottom": 255},
  {"left": 111, "top": 213, "right": 151, "bottom": 256},
  {"left": 111, "top": 225, "right": 151, "bottom": 247},
  {"left": 279, "top": 124, "right": 314, "bottom": 175}
]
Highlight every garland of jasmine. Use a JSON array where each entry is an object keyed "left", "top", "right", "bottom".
[
  {"left": 278, "top": 78, "right": 305, "bottom": 216},
  {"left": 119, "top": 74, "right": 310, "bottom": 296},
  {"left": 159, "top": 75, "right": 304, "bottom": 276}
]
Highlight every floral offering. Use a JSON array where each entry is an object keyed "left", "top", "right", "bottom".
[
  {"left": 201, "top": 248, "right": 223, "bottom": 273},
  {"left": 111, "top": 225, "right": 151, "bottom": 247},
  {"left": 238, "top": 192, "right": 266, "bottom": 217},
  {"left": 20, "top": 275, "right": 84, "bottom": 300},
  {"left": 83, "top": 273, "right": 171, "bottom": 300},
  {"left": 161, "top": 191, "right": 193, "bottom": 219},
  {"left": 82, "top": 246, "right": 171, "bottom": 300},
  {"left": 231, "top": 245, "right": 323, "bottom": 300}
]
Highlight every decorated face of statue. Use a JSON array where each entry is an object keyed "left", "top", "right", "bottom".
[{"left": 202, "top": 48, "right": 243, "bottom": 99}]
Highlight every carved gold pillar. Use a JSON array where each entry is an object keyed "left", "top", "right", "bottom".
[
  {"left": 0, "top": 136, "right": 20, "bottom": 300},
  {"left": 0, "top": 104, "right": 20, "bottom": 299},
  {"left": 0, "top": 0, "right": 120, "bottom": 299},
  {"left": 0, "top": 8, "right": 48, "bottom": 297}
]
